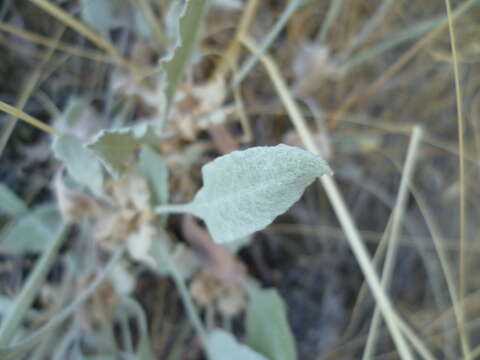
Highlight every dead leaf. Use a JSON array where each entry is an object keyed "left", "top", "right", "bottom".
[
  {"left": 182, "top": 215, "right": 245, "bottom": 283},
  {"left": 76, "top": 273, "right": 119, "bottom": 331},
  {"left": 190, "top": 270, "right": 247, "bottom": 317},
  {"left": 292, "top": 43, "right": 340, "bottom": 96},
  {"left": 170, "top": 76, "right": 227, "bottom": 140},
  {"left": 93, "top": 173, "right": 157, "bottom": 266},
  {"left": 54, "top": 170, "right": 99, "bottom": 221}
]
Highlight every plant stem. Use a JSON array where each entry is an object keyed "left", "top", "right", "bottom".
[
  {"left": 155, "top": 204, "right": 192, "bottom": 215},
  {"left": 0, "top": 245, "right": 125, "bottom": 359},
  {"left": 0, "top": 222, "right": 70, "bottom": 346},
  {"left": 445, "top": 0, "right": 470, "bottom": 357},
  {"left": 362, "top": 126, "right": 425, "bottom": 359},
  {"left": 316, "top": 0, "right": 344, "bottom": 43},
  {"left": 151, "top": 239, "right": 211, "bottom": 359},
  {"left": 230, "top": 0, "right": 308, "bottom": 88},
  {"left": 240, "top": 35, "right": 420, "bottom": 359}
]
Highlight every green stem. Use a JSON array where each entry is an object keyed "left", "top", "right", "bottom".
[
  {"left": 151, "top": 239, "right": 211, "bottom": 359},
  {"left": 155, "top": 203, "right": 192, "bottom": 215},
  {"left": 0, "top": 222, "right": 70, "bottom": 346},
  {"left": 0, "top": 245, "right": 125, "bottom": 359}
]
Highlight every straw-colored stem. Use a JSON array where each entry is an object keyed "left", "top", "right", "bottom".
[
  {"left": 240, "top": 34, "right": 418, "bottom": 360},
  {"left": 136, "top": 0, "right": 168, "bottom": 46},
  {"left": 0, "top": 23, "right": 111, "bottom": 63},
  {"left": 362, "top": 126, "right": 424, "bottom": 359},
  {"left": 0, "top": 27, "right": 63, "bottom": 155},
  {"left": 0, "top": 101, "right": 61, "bottom": 136},
  {"left": 330, "top": 0, "right": 480, "bottom": 127},
  {"left": 29, "top": 0, "right": 142, "bottom": 78},
  {"left": 445, "top": 0, "right": 470, "bottom": 357},
  {"left": 230, "top": 0, "right": 307, "bottom": 88}
]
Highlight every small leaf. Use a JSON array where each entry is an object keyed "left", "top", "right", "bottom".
[
  {"left": 158, "top": 144, "right": 331, "bottom": 243},
  {"left": 0, "top": 183, "right": 27, "bottom": 216},
  {"left": 246, "top": 288, "right": 297, "bottom": 360},
  {"left": 137, "top": 145, "right": 169, "bottom": 205},
  {"left": 86, "top": 128, "right": 140, "bottom": 179},
  {"left": 161, "top": 0, "right": 209, "bottom": 115},
  {"left": 52, "top": 134, "right": 103, "bottom": 195},
  {"left": 0, "top": 204, "right": 61, "bottom": 254},
  {"left": 207, "top": 330, "right": 268, "bottom": 360}
]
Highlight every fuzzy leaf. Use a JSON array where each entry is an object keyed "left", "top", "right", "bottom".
[
  {"left": 86, "top": 128, "right": 140, "bottom": 178},
  {"left": 208, "top": 330, "right": 268, "bottom": 360},
  {"left": 169, "top": 144, "right": 331, "bottom": 244},
  {"left": 246, "top": 288, "right": 297, "bottom": 360},
  {"left": 137, "top": 145, "right": 169, "bottom": 205},
  {"left": 0, "top": 183, "right": 27, "bottom": 216},
  {"left": 53, "top": 134, "right": 103, "bottom": 195},
  {"left": 162, "top": 0, "right": 208, "bottom": 113}
]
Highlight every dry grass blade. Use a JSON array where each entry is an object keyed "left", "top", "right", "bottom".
[
  {"left": 212, "top": 0, "right": 259, "bottom": 79},
  {"left": 230, "top": 0, "right": 308, "bottom": 88},
  {"left": 0, "top": 23, "right": 111, "bottom": 63},
  {"left": 409, "top": 183, "right": 467, "bottom": 357},
  {"left": 29, "top": 0, "right": 141, "bottom": 77},
  {"left": 0, "top": 27, "right": 64, "bottom": 155},
  {"left": 330, "top": 0, "right": 480, "bottom": 127},
  {"left": 444, "top": 0, "right": 470, "bottom": 357},
  {"left": 135, "top": 0, "right": 167, "bottom": 46},
  {"left": 0, "top": 101, "right": 60, "bottom": 136},
  {"left": 316, "top": 0, "right": 344, "bottom": 43},
  {"left": 0, "top": 223, "right": 70, "bottom": 346},
  {"left": 240, "top": 34, "right": 419, "bottom": 360},
  {"left": 362, "top": 126, "right": 426, "bottom": 359}
]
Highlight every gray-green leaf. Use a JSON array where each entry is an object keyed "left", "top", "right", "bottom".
[
  {"left": 208, "top": 330, "right": 268, "bottom": 360},
  {"left": 52, "top": 134, "right": 103, "bottom": 195},
  {"left": 246, "top": 288, "right": 297, "bottom": 360},
  {"left": 0, "top": 204, "right": 61, "bottom": 254},
  {"left": 86, "top": 128, "right": 140, "bottom": 179},
  {"left": 137, "top": 145, "right": 169, "bottom": 206},
  {"left": 162, "top": 0, "right": 209, "bottom": 114},
  {"left": 157, "top": 144, "right": 331, "bottom": 244},
  {"left": 57, "top": 96, "right": 89, "bottom": 130},
  {"left": 0, "top": 184, "right": 27, "bottom": 216}
]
